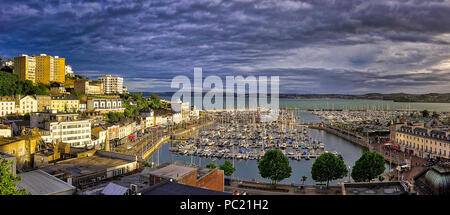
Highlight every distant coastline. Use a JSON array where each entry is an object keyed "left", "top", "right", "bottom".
[{"left": 137, "top": 92, "right": 450, "bottom": 103}]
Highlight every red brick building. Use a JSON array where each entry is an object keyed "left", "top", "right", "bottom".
[{"left": 148, "top": 163, "right": 224, "bottom": 192}]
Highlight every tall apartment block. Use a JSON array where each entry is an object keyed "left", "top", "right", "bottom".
[
  {"left": 14, "top": 54, "right": 65, "bottom": 85},
  {"left": 98, "top": 75, "right": 123, "bottom": 94},
  {"left": 13, "top": 54, "right": 36, "bottom": 83}
]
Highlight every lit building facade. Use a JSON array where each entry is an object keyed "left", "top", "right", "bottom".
[
  {"left": 98, "top": 75, "right": 123, "bottom": 94},
  {"left": 13, "top": 54, "right": 36, "bottom": 83},
  {"left": 17, "top": 95, "right": 38, "bottom": 115},
  {"left": 86, "top": 98, "right": 124, "bottom": 113},
  {"left": 394, "top": 125, "right": 450, "bottom": 159},
  {"left": 74, "top": 80, "right": 103, "bottom": 95},
  {"left": 0, "top": 135, "right": 41, "bottom": 170},
  {"left": 65, "top": 65, "right": 74, "bottom": 77},
  {"left": 51, "top": 95, "right": 80, "bottom": 113},
  {"left": 47, "top": 120, "right": 92, "bottom": 148},
  {"left": 0, "top": 96, "right": 15, "bottom": 117},
  {"left": 35, "top": 54, "right": 65, "bottom": 84},
  {"left": 35, "top": 95, "right": 52, "bottom": 112},
  {"left": 13, "top": 54, "right": 65, "bottom": 84}
]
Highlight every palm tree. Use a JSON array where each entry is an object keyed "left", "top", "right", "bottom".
[{"left": 301, "top": 176, "right": 307, "bottom": 185}]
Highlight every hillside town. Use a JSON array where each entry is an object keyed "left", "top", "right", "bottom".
[
  {"left": 1, "top": 54, "right": 450, "bottom": 196},
  {"left": 0, "top": 54, "right": 220, "bottom": 195}
]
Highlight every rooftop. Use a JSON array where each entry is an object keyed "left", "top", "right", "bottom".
[
  {"left": 149, "top": 163, "right": 196, "bottom": 180},
  {"left": 0, "top": 135, "right": 37, "bottom": 146},
  {"left": 0, "top": 96, "right": 14, "bottom": 101},
  {"left": 144, "top": 181, "right": 230, "bottom": 195},
  {"left": 51, "top": 94, "right": 79, "bottom": 100},
  {"left": 41, "top": 154, "right": 132, "bottom": 177},
  {"left": 17, "top": 170, "right": 76, "bottom": 195}
]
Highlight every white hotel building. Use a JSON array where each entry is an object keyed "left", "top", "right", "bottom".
[
  {"left": 98, "top": 75, "right": 123, "bottom": 94},
  {"left": 47, "top": 120, "right": 92, "bottom": 148},
  {"left": 87, "top": 98, "right": 124, "bottom": 113}
]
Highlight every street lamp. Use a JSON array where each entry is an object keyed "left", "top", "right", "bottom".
[{"left": 347, "top": 165, "right": 351, "bottom": 182}]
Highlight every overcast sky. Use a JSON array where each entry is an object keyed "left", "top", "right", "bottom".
[{"left": 1, "top": 0, "right": 450, "bottom": 94}]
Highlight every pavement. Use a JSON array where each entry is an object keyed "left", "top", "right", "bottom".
[
  {"left": 113, "top": 117, "right": 213, "bottom": 159},
  {"left": 371, "top": 143, "right": 428, "bottom": 183},
  {"left": 225, "top": 180, "right": 342, "bottom": 195}
]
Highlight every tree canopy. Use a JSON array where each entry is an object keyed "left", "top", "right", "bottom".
[
  {"left": 120, "top": 92, "right": 169, "bottom": 118},
  {"left": 432, "top": 112, "right": 440, "bottom": 119},
  {"left": 311, "top": 152, "right": 348, "bottom": 187},
  {"left": 351, "top": 151, "right": 386, "bottom": 182},
  {"left": 0, "top": 71, "right": 49, "bottom": 96},
  {"left": 106, "top": 112, "right": 124, "bottom": 123},
  {"left": 421, "top": 109, "right": 430, "bottom": 118},
  {"left": 0, "top": 158, "right": 30, "bottom": 195},
  {"left": 257, "top": 149, "right": 292, "bottom": 184},
  {"left": 206, "top": 162, "right": 217, "bottom": 169},
  {"left": 219, "top": 160, "right": 236, "bottom": 177}
]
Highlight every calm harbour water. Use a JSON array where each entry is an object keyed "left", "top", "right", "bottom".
[
  {"left": 148, "top": 98, "right": 440, "bottom": 185},
  {"left": 149, "top": 110, "right": 373, "bottom": 185},
  {"left": 159, "top": 96, "right": 450, "bottom": 112}
]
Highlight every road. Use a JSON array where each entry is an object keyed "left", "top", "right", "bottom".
[{"left": 113, "top": 116, "right": 214, "bottom": 159}]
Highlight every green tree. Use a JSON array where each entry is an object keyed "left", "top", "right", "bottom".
[
  {"left": 0, "top": 158, "right": 30, "bottom": 195},
  {"left": 311, "top": 152, "right": 348, "bottom": 188},
  {"left": 219, "top": 160, "right": 236, "bottom": 177},
  {"left": 149, "top": 93, "right": 161, "bottom": 109},
  {"left": 421, "top": 109, "right": 429, "bottom": 118},
  {"left": 351, "top": 151, "right": 386, "bottom": 182},
  {"left": 432, "top": 112, "right": 440, "bottom": 119},
  {"left": 0, "top": 71, "right": 49, "bottom": 96},
  {"left": 206, "top": 162, "right": 217, "bottom": 169},
  {"left": 23, "top": 113, "right": 30, "bottom": 121},
  {"left": 257, "top": 149, "right": 292, "bottom": 185},
  {"left": 107, "top": 112, "right": 120, "bottom": 123}
]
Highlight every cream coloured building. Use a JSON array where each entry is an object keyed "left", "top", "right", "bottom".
[
  {"left": 51, "top": 95, "right": 79, "bottom": 113},
  {"left": 35, "top": 95, "right": 52, "bottom": 112},
  {"left": 47, "top": 119, "right": 92, "bottom": 148},
  {"left": 86, "top": 98, "right": 124, "bottom": 113},
  {"left": 118, "top": 121, "right": 136, "bottom": 139},
  {"left": 74, "top": 80, "right": 103, "bottom": 95},
  {"left": 394, "top": 124, "right": 450, "bottom": 159},
  {"left": 17, "top": 95, "right": 38, "bottom": 115},
  {"left": 98, "top": 75, "right": 123, "bottom": 94},
  {"left": 0, "top": 96, "right": 16, "bottom": 117},
  {"left": 0, "top": 125, "right": 12, "bottom": 138}
]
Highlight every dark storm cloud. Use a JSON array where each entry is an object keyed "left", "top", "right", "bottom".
[{"left": 1, "top": 0, "right": 450, "bottom": 93}]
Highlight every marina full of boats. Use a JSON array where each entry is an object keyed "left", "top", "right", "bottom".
[{"left": 169, "top": 110, "right": 343, "bottom": 161}]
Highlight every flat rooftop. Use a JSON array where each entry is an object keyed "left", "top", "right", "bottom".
[
  {"left": 17, "top": 170, "right": 76, "bottom": 195},
  {"left": 0, "top": 136, "right": 36, "bottom": 146},
  {"left": 149, "top": 164, "right": 196, "bottom": 180},
  {"left": 144, "top": 182, "right": 230, "bottom": 195},
  {"left": 41, "top": 155, "right": 132, "bottom": 177}
]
